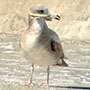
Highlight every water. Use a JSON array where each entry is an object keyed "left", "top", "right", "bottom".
[{"left": 0, "top": 33, "right": 90, "bottom": 90}]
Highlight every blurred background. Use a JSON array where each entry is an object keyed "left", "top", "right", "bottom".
[
  {"left": 0, "top": 0, "right": 90, "bottom": 40},
  {"left": 0, "top": 0, "right": 90, "bottom": 90}
]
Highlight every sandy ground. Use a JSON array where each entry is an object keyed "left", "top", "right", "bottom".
[
  {"left": 0, "top": 33, "right": 90, "bottom": 90},
  {"left": 0, "top": 0, "right": 90, "bottom": 40}
]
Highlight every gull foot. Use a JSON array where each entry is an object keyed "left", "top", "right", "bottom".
[
  {"left": 24, "top": 82, "right": 34, "bottom": 86},
  {"left": 20, "top": 82, "right": 34, "bottom": 86}
]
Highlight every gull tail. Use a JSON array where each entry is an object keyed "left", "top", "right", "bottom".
[{"left": 55, "top": 59, "right": 68, "bottom": 67}]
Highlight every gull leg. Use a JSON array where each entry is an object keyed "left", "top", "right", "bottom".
[
  {"left": 47, "top": 65, "right": 50, "bottom": 86},
  {"left": 40, "top": 65, "right": 50, "bottom": 87},
  {"left": 29, "top": 64, "right": 34, "bottom": 85},
  {"left": 24, "top": 64, "right": 34, "bottom": 86}
]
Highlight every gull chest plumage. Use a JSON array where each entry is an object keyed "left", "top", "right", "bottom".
[
  {"left": 21, "top": 18, "right": 56, "bottom": 66},
  {"left": 21, "top": 5, "right": 68, "bottom": 86}
]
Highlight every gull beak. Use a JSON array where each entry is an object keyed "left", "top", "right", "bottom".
[
  {"left": 54, "top": 15, "right": 61, "bottom": 20},
  {"left": 51, "top": 14, "right": 61, "bottom": 20},
  {"left": 44, "top": 14, "right": 61, "bottom": 21}
]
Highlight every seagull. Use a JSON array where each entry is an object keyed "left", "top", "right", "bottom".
[{"left": 21, "top": 5, "right": 68, "bottom": 86}]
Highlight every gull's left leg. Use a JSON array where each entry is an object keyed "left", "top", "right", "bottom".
[
  {"left": 40, "top": 65, "right": 50, "bottom": 87},
  {"left": 47, "top": 65, "right": 50, "bottom": 86}
]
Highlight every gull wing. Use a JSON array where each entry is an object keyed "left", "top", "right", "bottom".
[{"left": 49, "top": 29, "right": 68, "bottom": 67}]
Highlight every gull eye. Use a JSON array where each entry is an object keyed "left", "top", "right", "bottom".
[{"left": 38, "top": 10, "right": 44, "bottom": 14}]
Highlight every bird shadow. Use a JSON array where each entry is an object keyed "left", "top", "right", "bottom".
[{"left": 49, "top": 85, "right": 90, "bottom": 90}]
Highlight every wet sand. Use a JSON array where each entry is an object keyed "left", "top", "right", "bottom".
[{"left": 0, "top": 33, "right": 90, "bottom": 90}]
